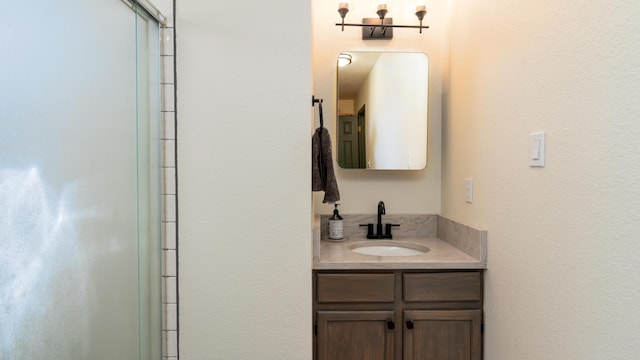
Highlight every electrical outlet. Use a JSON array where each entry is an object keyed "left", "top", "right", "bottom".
[{"left": 465, "top": 178, "right": 473, "bottom": 203}]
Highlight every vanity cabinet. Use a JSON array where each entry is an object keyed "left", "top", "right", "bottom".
[{"left": 313, "top": 270, "right": 483, "bottom": 360}]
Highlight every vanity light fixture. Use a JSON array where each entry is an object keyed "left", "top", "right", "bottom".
[
  {"left": 336, "top": 0, "right": 429, "bottom": 39},
  {"left": 337, "top": 53, "right": 352, "bottom": 67}
]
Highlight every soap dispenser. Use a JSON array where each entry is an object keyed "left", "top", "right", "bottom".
[{"left": 328, "top": 203, "right": 344, "bottom": 240}]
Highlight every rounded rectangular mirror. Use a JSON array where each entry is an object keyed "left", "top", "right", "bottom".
[{"left": 336, "top": 51, "right": 428, "bottom": 170}]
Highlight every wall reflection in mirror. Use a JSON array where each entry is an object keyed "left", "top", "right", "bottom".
[{"left": 336, "top": 51, "right": 428, "bottom": 170}]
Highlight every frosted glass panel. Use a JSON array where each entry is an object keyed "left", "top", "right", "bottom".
[{"left": 0, "top": 1, "right": 161, "bottom": 359}]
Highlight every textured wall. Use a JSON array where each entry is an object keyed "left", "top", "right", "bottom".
[
  {"left": 442, "top": 0, "right": 640, "bottom": 358},
  {"left": 176, "top": 0, "right": 312, "bottom": 359}
]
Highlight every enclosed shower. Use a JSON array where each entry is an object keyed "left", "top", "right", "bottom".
[{"left": 1, "top": 0, "right": 164, "bottom": 358}]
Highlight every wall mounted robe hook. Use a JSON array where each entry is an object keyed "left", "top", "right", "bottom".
[{"left": 312, "top": 95, "right": 324, "bottom": 128}]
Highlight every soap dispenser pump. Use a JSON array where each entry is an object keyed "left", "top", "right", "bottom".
[{"left": 328, "top": 203, "right": 344, "bottom": 240}]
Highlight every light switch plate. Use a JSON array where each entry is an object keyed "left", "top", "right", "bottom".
[
  {"left": 530, "top": 132, "right": 546, "bottom": 167},
  {"left": 465, "top": 178, "right": 473, "bottom": 203}
]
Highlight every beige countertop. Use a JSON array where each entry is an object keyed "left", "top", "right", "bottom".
[
  {"left": 312, "top": 214, "right": 488, "bottom": 270},
  {"left": 314, "top": 237, "right": 486, "bottom": 270}
]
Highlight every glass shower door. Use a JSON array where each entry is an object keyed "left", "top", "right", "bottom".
[{"left": 0, "top": 0, "right": 162, "bottom": 359}]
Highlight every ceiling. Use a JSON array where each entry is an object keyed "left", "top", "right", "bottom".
[{"left": 337, "top": 52, "right": 381, "bottom": 99}]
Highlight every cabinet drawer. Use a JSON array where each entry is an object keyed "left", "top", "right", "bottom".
[
  {"left": 316, "top": 273, "right": 395, "bottom": 303},
  {"left": 403, "top": 272, "right": 481, "bottom": 302}
]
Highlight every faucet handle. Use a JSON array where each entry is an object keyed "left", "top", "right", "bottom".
[
  {"left": 360, "top": 224, "right": 374, "bottom": 237},
  {"left": 385, "top": 223, "right": 400, "bottom": 238}
]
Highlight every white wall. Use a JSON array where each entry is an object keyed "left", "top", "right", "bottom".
[
  {"left": 312, "top": 0, "right": 444, "bottom": 215},
  {"left": 176, "top": 1, "right": 312, "bottom": 359},
  {"left": 367, "top": 53, "right": 428, "bottom": 169},
  {"left": 443, "top": 0, "right": 640, "bottom": 358}
]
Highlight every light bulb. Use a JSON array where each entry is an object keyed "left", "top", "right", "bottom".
[
  {"left": 337, "top": 53, "right": 352, "bottom": 67},
  {"left": 338, "top": 1, "right": 350, "bottom": 21},
  {"left": 370, "top": 0, "right": 394, "bottom": 13},
  {"left": 372, "top": 0, "right": 393, "bottom": 19},
  {"left": 415, "top": 0, "right": 427, "bottom": 21}
]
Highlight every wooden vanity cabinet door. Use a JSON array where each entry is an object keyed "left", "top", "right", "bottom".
[
  {"left": 316, "top": 310, "right": 396, "bottom": 360},
  {"left": 403, "top": 309, "right": 482, "bottom": 360}
]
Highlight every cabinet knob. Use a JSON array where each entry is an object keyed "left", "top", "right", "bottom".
[
  {"left": 406, "top": 320, "right": 414, "bottom": 330},
  {"left": 386, "top": 320, "right": 395, "bottom": 330}
]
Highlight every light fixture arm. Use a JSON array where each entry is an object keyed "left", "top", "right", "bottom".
[
  {"left": 335, "top": 22, "right": 429, "bottom": 32},
  {"left": 415, "top": 7, "right": 427, "bottom": 34},
  {"left": 337, "top": 7, "right": 349, "bottom": 31},
  {"left": 371, "top": 17, "right": 388, "bottom": 37}
]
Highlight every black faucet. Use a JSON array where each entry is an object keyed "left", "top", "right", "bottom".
[
  {"left": 376, "top": 201, "right": 386, "bottom": 236},
  {"left": 360, "top": 201, "right": 399, "bottom": 239}
]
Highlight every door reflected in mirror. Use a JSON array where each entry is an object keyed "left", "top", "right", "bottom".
[{"left": 337, "top": 51, "right": 428, "bottom": 170}]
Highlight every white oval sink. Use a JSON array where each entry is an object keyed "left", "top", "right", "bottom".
[{"left": 350, "top": 241, "right": 429, "bottom": 257}]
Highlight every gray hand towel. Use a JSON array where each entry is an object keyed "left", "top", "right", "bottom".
[{"left": 312, "top": 127, "right": 340, "bottom": 203}]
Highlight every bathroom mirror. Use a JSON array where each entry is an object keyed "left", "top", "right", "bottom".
[{"left": 336, "top": 51, "right": 428, "bottom": 170}]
